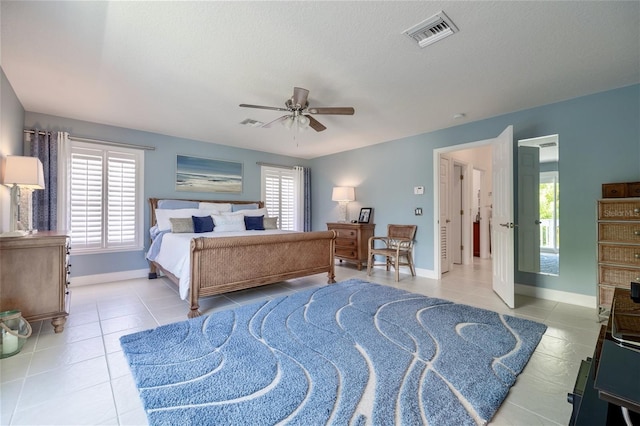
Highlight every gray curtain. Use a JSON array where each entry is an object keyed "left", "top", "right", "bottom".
[
  {"left": 303, "top": 167, "right": 311, "bottom": 231},
  {"left": 30, "top": 130, "right": 58, "bottom": 231}
]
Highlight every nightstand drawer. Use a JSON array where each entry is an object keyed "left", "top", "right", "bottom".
[
  {"left": 336, "top": 247, "right": 357, "bottom": 259},
  {"left": 334, "top": 228, "right": 357, "bottom": 239},
  {"left": 335, "top": 238, "right": 357, "bottom": 249}
]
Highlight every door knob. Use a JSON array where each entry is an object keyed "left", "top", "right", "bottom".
[{"left": 499, "top": 222, "right": 514, "bottom": 228}]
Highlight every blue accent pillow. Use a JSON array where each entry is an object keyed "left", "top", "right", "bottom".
[
  {"left": 244, "top": 215, "right": 265, "bottom": 230},
  {"left": 232, "top": 203, "right": 259, "bottom": 212},
  {"left": 192, "top": 215, "right": 214, "bottom": 233},
  {"left": 158, "top": 199, "right": 199, "bottom": 209}
]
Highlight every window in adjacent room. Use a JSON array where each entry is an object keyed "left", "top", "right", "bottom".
[
  {"left": 261, "top": 165, "right": 299, "bottom": 231},
  {"left": 68, "top": 141, "right": 144, "bottom": 253}
]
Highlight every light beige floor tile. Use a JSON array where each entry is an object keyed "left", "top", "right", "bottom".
[
  {"left": 491, "top": 401, "right": 562, "bottom": 425},
  {"left": 35, "top": 321, "right": 103, "bottom": 351},
  {"left": 506, "top": 374, "right": 573, "bottom": 424},
  {"left": 111, "top": 373, "right": 145, "bottom": 415},
  {"left": 1, "top": 379, "right": 23, "bottom": 424},
  {"left": 100, "top": 312, "right": 158, "bottom": 335},
  {"left": 19, "top": 356, "right": 110, "bottom": 409},
  {"left": 29, "top": 336, "right": 105, "bottom": 376},
  {"left": 0, "top": 352, "right": 32, "bottom": 383},
  {"left": 11, "top": 381, "right": 117, "bottom": 425},
  {"left": 118, "top": 406, "right": 149, "bottom": 425}
]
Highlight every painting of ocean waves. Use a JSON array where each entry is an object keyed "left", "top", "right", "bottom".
[{"left": 176, "top": 155, "right": 242, "bottom": 193}]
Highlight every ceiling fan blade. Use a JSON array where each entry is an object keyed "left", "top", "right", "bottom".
[
  {"left": 262, "top": 115, "right": 290, "bottom": 128},
  {"left": 307, "top": 107, "right": 355, "bottom": 115},
  {"left": 239, "top": 104, "right": 289, "bottom": 112},
  {"left": 307, "top": 115, "right": 327, "bottom": 132},
  {"left": 292, "top": 87, "right": 309, "bottom": 108}
]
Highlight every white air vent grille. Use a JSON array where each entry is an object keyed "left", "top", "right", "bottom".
[{"left": 403, "top": 11, "right": 458, "bottom": 48}]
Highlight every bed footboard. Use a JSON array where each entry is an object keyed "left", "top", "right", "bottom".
[{"left": 188, "top": 231, "right": 336, "bottom": 317}]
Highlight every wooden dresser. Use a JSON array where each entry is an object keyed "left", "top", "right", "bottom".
[
  {"left": 0, "top": 231, "right": 70, "bottom": 333},
  {"left": 327, "top": 222, "right": 375, "bottom": 270},
  {"left": 597, "top": 198, "right": 640, "bottom": 316}
]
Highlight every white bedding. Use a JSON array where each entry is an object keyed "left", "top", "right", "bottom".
[{"left": 154, "top": 230, "right": 291, "bottom": 299}]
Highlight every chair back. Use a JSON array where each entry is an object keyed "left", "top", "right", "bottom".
[{"left": 387, "top": 224, "right": 417, "bottom": 249}]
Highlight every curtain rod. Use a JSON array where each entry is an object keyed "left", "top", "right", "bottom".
[
  {"left": 256, "top": 161, "right": 296, "bottom": 170},
  {"left": 24, "top": 130, "right": 156, "bottom": 151}
]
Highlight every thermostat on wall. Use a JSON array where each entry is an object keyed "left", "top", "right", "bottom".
[{"left": 414, "top": 186, "right": 424, "bottom": 195}]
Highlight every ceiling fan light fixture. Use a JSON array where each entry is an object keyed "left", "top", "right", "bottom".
[{"left": 282, "top": 116, "right": 295, "bottom": 130}]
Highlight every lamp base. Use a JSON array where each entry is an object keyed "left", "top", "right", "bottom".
[{"left": 0, "top": 230, "right": 28, "bottom": 238}]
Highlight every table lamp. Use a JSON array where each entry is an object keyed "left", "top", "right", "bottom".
[{"left": 1, "top": 156, "right": 45, "bottom": 237}]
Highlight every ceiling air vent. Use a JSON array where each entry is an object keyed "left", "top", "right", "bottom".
[
  {"left": 240, "top": 118, "right": 264, "bottom": 128},
  {"left": 403, "top": 11, "right": 458, "bottom": 48}
]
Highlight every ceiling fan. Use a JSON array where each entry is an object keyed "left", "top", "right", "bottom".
[{"left": 239, "top": 87, "right": 354, "bottom": 132}]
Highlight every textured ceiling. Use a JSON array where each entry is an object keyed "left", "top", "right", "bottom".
[{"left": 1, "top": 1, "right": 639, "bottom": 159}]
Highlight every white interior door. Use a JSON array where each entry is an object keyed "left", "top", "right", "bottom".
[
  {"left": 492, "top": 125, "right": 515, "bottom": 308},
  {"left": 439, "top": 154, "right": 451, "bottom": 273},
  {"left": 517, "top": 145, "right": 541, "bottom": 273},
  {"left": 452, "top": 164, "right": 462, "bottom": 264}
]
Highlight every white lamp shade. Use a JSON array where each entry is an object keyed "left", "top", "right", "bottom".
[
  {"left": 2, "top": 156, "right": 45, "bottom": 189},
  {"left": 332, "top": 186, "right": 355, "bottom": 202}
]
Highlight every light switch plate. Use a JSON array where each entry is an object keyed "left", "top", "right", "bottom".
[{"left": 414, "top": 186, "right": 424, "bottom": 195}]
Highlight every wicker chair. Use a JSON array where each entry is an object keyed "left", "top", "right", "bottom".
[{"left": 367, "top": 224, "right": 417, "bottom": 281}]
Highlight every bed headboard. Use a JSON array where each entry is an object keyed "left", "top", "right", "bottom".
[{"left": 149, "top": 198, "right": 265, "bottom": 227}]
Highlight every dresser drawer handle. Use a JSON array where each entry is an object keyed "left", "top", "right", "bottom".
[
  {"left": 635, "top": 230, "right": 640, "bottom": 236},
  {"left": 635, "top": 208, "right": 640, "bottom": 214},
  {"left": 636, "top": 253, "right": 640, "bottom": 260}
]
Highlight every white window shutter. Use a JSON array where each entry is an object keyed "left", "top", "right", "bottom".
[
  {"left": 261, "top": 166, "right": 299, "bottom": 231},
  {"left": 69, "top": 142, "right": 143, "bottom": 252},
  {"left": 70, "top": 148, "right": 103, "bottom": 248}
]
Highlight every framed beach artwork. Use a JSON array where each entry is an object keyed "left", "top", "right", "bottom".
[{"left": 176, "top": 155, "right": 243, "bottom": 193}]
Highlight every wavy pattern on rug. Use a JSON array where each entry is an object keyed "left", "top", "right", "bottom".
[{"left": 120, "top": 279, "right": 546, "bottom": 425}]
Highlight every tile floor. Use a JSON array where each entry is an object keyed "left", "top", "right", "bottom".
[{"left": 1, "top": 258, "right": 602, "bottom": 425}]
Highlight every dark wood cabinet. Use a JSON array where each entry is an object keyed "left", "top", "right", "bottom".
[{"left": 327, "top": 222, "right": 375, "bottom": 270}]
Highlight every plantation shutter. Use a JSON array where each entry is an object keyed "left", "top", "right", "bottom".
[
  {"left": 70, "top": 148, "right": 103, "bottom": 248},
  {"left": 69, "top": 142, "right": 143, "bottom": 251},
  {"left": 107, "top": 152, "right": 137, "bottom": 246},
  {"left": 261, "top": 166, "right": 296, "bottom": 231}
]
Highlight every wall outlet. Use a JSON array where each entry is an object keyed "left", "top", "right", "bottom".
[
  {"left": 414, "top": 186, "right": 424, "bottom": 195},
  {"left": 415, "top": 207, "right": 423, "bottom": 216}
]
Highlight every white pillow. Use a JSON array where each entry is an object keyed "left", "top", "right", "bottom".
[
  {"left": 222, "top": 207, "right": 269, "bottom": 217},
  {"left": 212, "top": 214, "right": 246, "bottom": 232},
  {"left": 199, "top": 202, "right": 232, "bottom": 212},
  {"left": 155, "top": 208, "right": 203, "bottom": 231}
]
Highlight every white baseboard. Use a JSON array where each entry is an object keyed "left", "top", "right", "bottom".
[
  {"left": 415, "top": 267, "right": 438, "bottom": 279},
  {"left": 69, "top": 269, "right": 149, "bottom": 287},
  {"left": 515, "top": 283, "right": 596, "bottom": 308}
]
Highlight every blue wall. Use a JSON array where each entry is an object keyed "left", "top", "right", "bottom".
[
  {"left": 0, "top": 69, "right": 26, "bottom": 231},
  {"left": 310, "top": 84, "right": 640, "bottom": 297}
]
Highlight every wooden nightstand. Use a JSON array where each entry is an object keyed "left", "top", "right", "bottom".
[
  {"left": 0, "top": 231, "right": 70, "bottom": 333},
  {"left": 327, "top": 222, "right": 375, "bottom": 270}
]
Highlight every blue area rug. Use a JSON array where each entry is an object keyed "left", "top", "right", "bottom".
[{"left": 121, "top": 279, "right": 546, "bottom": 425}]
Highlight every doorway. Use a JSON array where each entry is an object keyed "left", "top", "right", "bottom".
[{"left": 433, "top": 126, "right": 515, "bottom": 308}]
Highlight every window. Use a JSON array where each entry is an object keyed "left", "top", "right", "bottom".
[
  {"left": 261, "top": 166, "right": 298, "bottom": 231},
  {"left": 69, "top": 141, "right": 144, "bottom": 252}
]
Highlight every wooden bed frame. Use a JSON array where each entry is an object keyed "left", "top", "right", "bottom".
[{"left": 148, "top": 198, "right": 336, "bottom": 318}]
